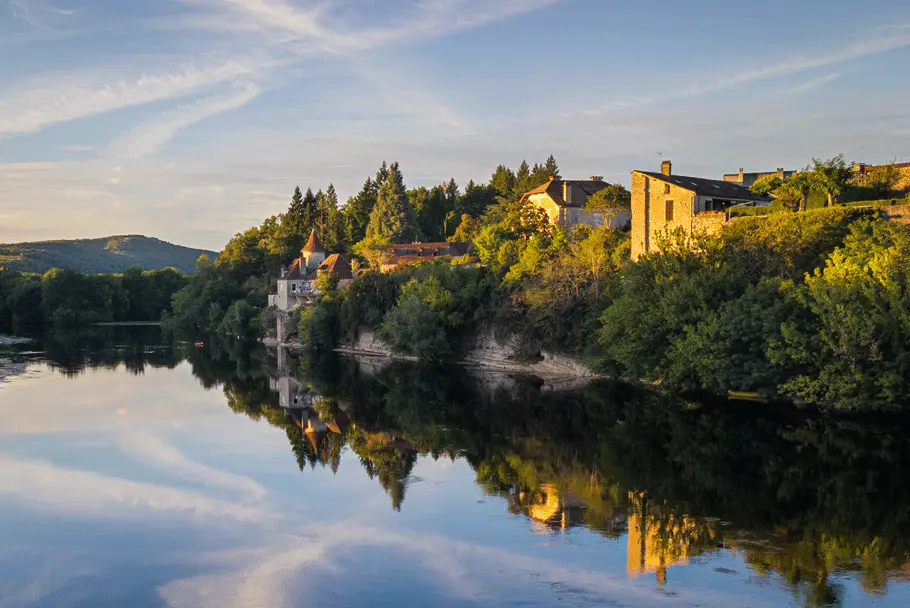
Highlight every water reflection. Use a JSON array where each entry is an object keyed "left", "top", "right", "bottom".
[{"left": 3, "top": 329, "right": 910, "bottom": 606}]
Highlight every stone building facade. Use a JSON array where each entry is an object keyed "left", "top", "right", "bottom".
[
  {"left": 850, "top": 162, "right": 910, "bottom": 193},
  {"left": 631, "top": 161, "right": 772, "bottom": 259}
]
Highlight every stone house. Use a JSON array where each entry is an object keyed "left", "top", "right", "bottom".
[
  {"left": 269, "top": 230, "right": 354, "bottom": 343},
  {"left": 850, "top": 161, "right": 910, "bottom": 193},
  {"left": 723, "top": 167, "right": 797, "bottom": 187},
  {"left": 631, "top": 161, "right": 772, "bottom": 259},
  {"left": 269, "top": 230, "right": 354, "bottom": 312},
  {"left": 520, "top": 176, "right": 631, "bottom": 229}
]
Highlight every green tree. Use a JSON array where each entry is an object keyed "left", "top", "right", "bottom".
[
  {"left": 585, "top": 184, "right": 631, "bottom": 227},
  {"left": 516, "top": 160, "right": 531, "bottom": 193},
  {"left": 366, "top": 163, "right": 418, "bottom": 242},
  {"left": 316, "top": 184, "right": 345, "bottom": 252},
  {"left": 773, "top": 173, "right": 814, "bottom": 212},
  {"left": 353, "top": 235, "right": 393, "bottom": 269},
  {"left": 343, "top": 177, "right": 379, "bottom": 245},
  {"left": 808, "top": 155, "right": 851, "bottom": 207},
  {"left": 490, "top": 164, "right": 516, "bottom": 197},
  {"left": 751, "top": 174, "right": 783, "bottom": 196},
  {"left": 544, "top": 154, "right": 560, "bottom": 179}
]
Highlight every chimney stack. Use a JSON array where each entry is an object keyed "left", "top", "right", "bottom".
[
  {"left": 589, "top": 175, "right": 604, "bottom": 181},
  {"left": 661, "top": 160, "right": 672, "bottom": 176},
  {"left": 777, "top": 168, "right": 785, "bottom": 180},
  {"left": 563, "top": 181, "right": 571, "bottom": 204},
  {"left": 738, "top": 168, "right": 744, "bottom": 182}
]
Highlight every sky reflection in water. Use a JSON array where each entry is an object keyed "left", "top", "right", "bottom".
[{"left": 0, "top": 331, "right": 909, "bottom": 607}]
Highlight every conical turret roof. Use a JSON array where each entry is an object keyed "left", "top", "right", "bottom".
[{"left": 302, "top": 229, "right": 325, "bottom": 254}]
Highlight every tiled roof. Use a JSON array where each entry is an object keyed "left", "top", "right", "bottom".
[
  {"left": 318, "top": 253, "right": 354, "bottom": 280},
  {"left": 282, "top": 257, "right": 318, "bottom": 280},
  {"left": 386, "top": 242, "right": 470, "bottom": 257},
  {"left": 285, "top": 258, "right": 302, "bottom": 280},
  {"left": 636, "top": 171, "right": 772, "bottom": 202},
  {"left": 302, "top": 230, "right": 325, "bottom": 253},
  {"left": 522, "top": 178, "right": 612, "bottom": 208}
]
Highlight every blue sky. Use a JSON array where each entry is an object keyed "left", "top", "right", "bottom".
[{"left": 0, "top": 0, "right": 909, "bottom": 250}]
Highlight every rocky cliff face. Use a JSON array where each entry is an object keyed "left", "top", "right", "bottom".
[
  {"left": 464, "top": 331, "right": 597, "bottom": 379},
  {"left": 337, "top": 328, "right": 596, "bottom": 379}
]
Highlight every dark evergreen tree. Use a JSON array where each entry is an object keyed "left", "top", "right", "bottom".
[
  {"left": 516, "top": 160, "right": 531, "bottom": 194},
  {"left": 366, "top": 162, "right": 417, "bottom": 242},
  {"left": 490, "top": 165, "right": 516, "bottom": 198},
  {"left": 414, "top": 185, "right": 449, "bottom": 242},
  {"left": 544, "top": 154, "right": 560, "bottom": 179},
  {"left": 317, "top": 183, "right": 345, "bottom": 252},
  {"left": 343, "top": 177, "right": 379, "bottom": 245}
]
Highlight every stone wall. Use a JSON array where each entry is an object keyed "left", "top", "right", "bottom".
[
  {"left": 851, "top": 164, "right": 910, "bottom": 193},
  {"left": 882, "top": 205, "right": 910, "bottom": 225},
  {"left": 691, "top": 211, "right": 729, "bottom": 237}
]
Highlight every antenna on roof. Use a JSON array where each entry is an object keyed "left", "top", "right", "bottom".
[{"left": 657, "top": 152, "right": 663, "bottom": 160}]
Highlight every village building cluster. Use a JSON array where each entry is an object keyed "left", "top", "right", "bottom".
[{"left": 270, "top": 158, "right": 910, "bottom": 340}]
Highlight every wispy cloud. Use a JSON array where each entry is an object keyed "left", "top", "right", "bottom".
[
  {"left": 685, "top": 33, "right": 910, "bottom": 97},
  {"left": 565, "top": 28, "right": 910, "bottom": 120},
  {"left": 0, "top": 455, "right": 265, "bottom": 521},
  {"left": 108, "top": 83, "right": 262, "bottom": 159},
  {"left": 118, "top": 432, "right": 268, "bottom": 500},
  {"left": 0, "top": 60, "right": 263, "bottom": 137},
  {"left": 172, "top": 0, "right": 565, "bottom": 54},
  {"left": 784, "top": 73, "right": 842, "bottom": 95},
  {"left": 9, "top": 0, "right": 77, "bottom": 28}
]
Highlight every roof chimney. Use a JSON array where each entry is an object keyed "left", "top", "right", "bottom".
[
  {"left": 589, "top": 175, "right": 604, "bottom": 181},
  {"left": 777, "top": 168, "right": 785, "bottom": 180},
  {"left": 563, "top": 181, "right": 571, "bottom": 204},
  {"left": 661, "top": 160, "right": 672, "bottom": 176},
  {"left": 738, "top": 168, "right": 744, "bottom": 182}
]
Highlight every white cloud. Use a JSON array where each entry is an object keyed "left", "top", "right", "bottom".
[
  {"left": 108, "top": 83, "right": 262, "bottom": 159},
  {"left": 784, "top": 73, "right": 843, "bottom": 95},
  {"left": 9, "top": 0, "right": 77, "bottom": 28},
  {"left": 119, "top": 432, "right": 268, "bottom": 500},
  {"left": 0, "top": 60, "right": 263, "bottom": 136},
  {"left": 174, "top": 0, "right": 565, "bottom": 54},
  {"left": 0, "top": 455, "right": 265, "bottom": 521}
]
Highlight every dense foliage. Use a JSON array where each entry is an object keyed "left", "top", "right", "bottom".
[
  {"left": 0, "top": 266, "right": 186, "bottom": 329},
  {"left": 299, "top": 201, "right": 910, "bottom": 410},
  {"left": 166, "top": 156, "right": 562, "bottom": 336}
]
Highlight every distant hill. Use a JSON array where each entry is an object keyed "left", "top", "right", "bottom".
[{"left": 0, "top": 235, "right": 218, "bottom": 275}]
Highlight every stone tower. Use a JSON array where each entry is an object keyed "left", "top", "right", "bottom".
[{"left": 301, "top": 229, "right": 326, "bottom": 270}]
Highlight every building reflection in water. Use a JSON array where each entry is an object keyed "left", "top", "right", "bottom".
[{"left": 625, "top": 491, "right": 720, "bottom": 588}]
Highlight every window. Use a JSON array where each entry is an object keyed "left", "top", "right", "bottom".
[
  {"left": 665, "top": 200, "right": 674, "bottom": 222},
  {"left": 291, "top": 283, "right": 297, "bottom": 293},
  {"left": 664, "top": 183, "right": 671, "bottom": 195},
  {"left": 593, "top": 212, "right": 603, "bottom": 226}
]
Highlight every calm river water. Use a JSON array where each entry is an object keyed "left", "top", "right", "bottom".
[{"left": 1, "top": 327, "right": 909, "bottom": 607}]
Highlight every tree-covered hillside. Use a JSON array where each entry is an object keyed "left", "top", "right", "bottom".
[{"left": 0, "top": 235, "right": 217, "bottom": 274}]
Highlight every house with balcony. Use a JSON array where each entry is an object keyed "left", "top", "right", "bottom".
[
  {"left": 269, "top": 230, "right": 354, "bottom": 342},
  {"left": 631, "top": 161, "right": 772, "bottom": 259},
  {"left": 269, "top": 230, "right": 354, "bottom": 312}
]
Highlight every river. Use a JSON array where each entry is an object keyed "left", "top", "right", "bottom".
[{"left": 0, "top": 327, "right": 908, "bottom": 607}]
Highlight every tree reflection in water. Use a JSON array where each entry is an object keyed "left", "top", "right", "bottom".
[{"left": 17, "top": 329, "right": 910, "bottom": 608}]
